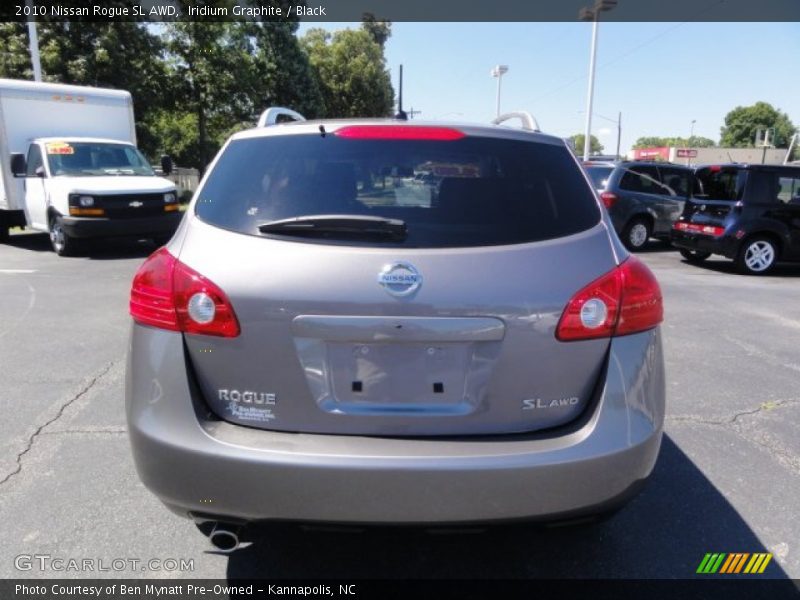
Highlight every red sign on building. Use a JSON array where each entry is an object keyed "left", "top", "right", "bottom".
[{"left": 632, "top": 147, "right": 670, "bottom": 161}]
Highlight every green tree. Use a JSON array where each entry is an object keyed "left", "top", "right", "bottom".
[
  {"left": 720, "top": 102, "right": 797, "bottom": 148},
  {"left": 163, "top": 20, "right": 255, "bottom": 169},
  {"left": 302, "top": 26, "right": 394, "bottom": 118},
  {"left": 0, "top": 23, "right": 31, "bottom": 79},
  {"left": 249, "top": 21, "right": 324, "bottom": 119},
  {"left": 361, "top": 14, "right": 392, "bottom": 49},
  {"left": 0, "top": 22, "right": 169, "bottom": 159},
  {"left": 633, "top": 136, "right": 716, "bottom": 148},
  {"left": 570, "top": 133, "right": 604, "bottom": 155}
]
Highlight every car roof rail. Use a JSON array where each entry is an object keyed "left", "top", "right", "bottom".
[
  {"left": 491, "top": 111, "right": 541, "bottom": 132},
  {"left": 257, "top": 107, "right": 307, "bottom": 127}
]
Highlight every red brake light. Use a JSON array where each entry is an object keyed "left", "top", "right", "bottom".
[
  {"left": 615, "top": 257, "right": 664, "bottom": 336},
  {"left": 334, "top": 125, "right": 465, "bottom": 141},
  {"left": 600, "top": 191, "right": 618, "bottom": 208},
  {"left": 673, "top": 222, "right": 725, "bottom": 237},
  {"left": 556, "top": 256, "right": 663, "bottom": 342},
  {"left": 130, "top": 248, "right": 240, "bottom": 337}
]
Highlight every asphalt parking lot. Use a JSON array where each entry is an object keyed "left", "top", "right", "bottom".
[{"left": 1, "top": 231, "right": 798, "bottom": 581}]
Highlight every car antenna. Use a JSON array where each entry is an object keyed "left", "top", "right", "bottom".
[
  {"left": 394, "top": 64, "right": 409, "bottom": 121},
  {"left": 727, "top": 151, "right": 739, "bottom": 164}
]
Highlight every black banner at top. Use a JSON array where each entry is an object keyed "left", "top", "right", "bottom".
[{"left": 2, "top": 0, "right": 800, "bottom": 22}]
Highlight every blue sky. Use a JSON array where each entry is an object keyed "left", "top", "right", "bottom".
[{"left": 297, "top": 22, "right": 800, "bottom": 153}]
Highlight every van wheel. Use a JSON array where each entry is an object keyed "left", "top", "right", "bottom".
[
  {"left": 622, "top": 217, "right": 651, "bottom": 251},
  {"left": 49, "top": 215, "right": 81, "bottom": 257},
  {"left": 736, "top": 237, "right": 777, "bottom": 275},
  {"left": 679, "top": 248, "right": 710, "bottom": 263},
  {"left": 0, "top": 220, "right": 8, "bottom": 243}
]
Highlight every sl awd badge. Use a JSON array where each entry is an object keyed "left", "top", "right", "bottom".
[
  {"left": 378, "top": 262, "right": 422, "bottom": 297},
  {"left": 522, "top": 397, "right": 579, "bottom": 410}
]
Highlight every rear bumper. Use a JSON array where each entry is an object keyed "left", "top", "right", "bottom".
[
  {"left": 61, "top": 213, "right": 182, "bottom": 239},
  {"left": 126, "top": 326, "right": 666, "bottom": 524},
  {"left": 671, "top": 230, "right": 738, "bottom": 258}
]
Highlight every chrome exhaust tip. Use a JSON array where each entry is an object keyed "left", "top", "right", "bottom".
[{"left": 209, "top": 523, "right": 240, "bottom": 552}]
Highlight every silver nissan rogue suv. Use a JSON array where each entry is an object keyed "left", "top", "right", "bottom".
[{"left": 126, "top": 110, "right": 665, "bottom": 549}]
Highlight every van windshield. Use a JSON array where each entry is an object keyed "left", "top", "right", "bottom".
[
  {"left": 45, "top": 141, "right": 155, "bottom": 177},
  {"left": 195, "top": 133, "right": 601, "bottom": 248}
]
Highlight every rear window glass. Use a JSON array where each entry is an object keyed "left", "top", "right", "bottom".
[
  {"left": 195, "top": 133, "right": 601, "bottom": 248},
  {"left": 694, "top": 167, "right": 747, "bottom": 201},
  {"left": 618, "top": 165, "right": 663, "bottom": 194},
  {"left": 585, "top": 165, "right": 613, "bottom": 190},
  {"left": 658, "top": 167, "right": 691, "bottom": 197}
]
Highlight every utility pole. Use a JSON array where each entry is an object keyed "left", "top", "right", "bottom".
[
  {"left": 490, "top": 65, "right": 508, "bottom": 118},
  {"left": 396, "top": 64, "right": 407, "bottom": 120},
  {"left": 26, "top": 0, "right": 42, "bottom": 81}
]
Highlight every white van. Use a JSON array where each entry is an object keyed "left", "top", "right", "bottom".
[{"left": 0, "top": 79, "right": 180, "bottom": 255}]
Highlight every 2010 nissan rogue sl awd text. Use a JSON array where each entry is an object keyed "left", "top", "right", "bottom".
[{"left": 126, "top": 110, "right": 665, "bottom": 550}]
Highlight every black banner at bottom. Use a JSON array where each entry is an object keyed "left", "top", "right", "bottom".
[{"left": 2, "top": 579, "right": 800, "bottom": 600}]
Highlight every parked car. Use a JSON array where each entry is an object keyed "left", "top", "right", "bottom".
[
  {"left": 594, "top": 161, "right": 693, "bottom": 251},
  {"left": 126, "top": 109, "right": 665, "bottom": 550},
  {"left": 671, "top": 163, "right": 800, "bottom": 274},
  {"left": 582, "top": 161, "right": 616, "bottom": 193}
]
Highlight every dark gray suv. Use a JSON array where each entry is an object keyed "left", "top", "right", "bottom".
[
  {"left": 587, "top": 161, "right": 693, "bottom": 251},
  {"left": 126, "top": 112, "right": 665, "bottom": 550}
]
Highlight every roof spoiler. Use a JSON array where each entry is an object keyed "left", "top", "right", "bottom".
[
  {"left": 257, "top": 107, "right": 306, "bottom": 127},
  {"left": 491, "top": 111, "right": 540, "bottom": 132}
]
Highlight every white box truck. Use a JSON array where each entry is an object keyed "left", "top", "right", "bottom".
[{"left": 0, "top": 78, "right": 180, "bottom": 255}]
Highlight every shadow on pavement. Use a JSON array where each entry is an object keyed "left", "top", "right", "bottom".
[
  {"left": 6, "top": 232, "right": 156, "bottom": 260},
  {"left": 6, "top": 232, "right": 52, "bottom": 252},
  {"left": 680, "top": 257, "right": 800, "bottom": 278},
  {"left": 224, "top": 436, "right": 792, "bottom": 580},
  {"left": 638, "top": 240, "right": 678, "bottom": 254}
]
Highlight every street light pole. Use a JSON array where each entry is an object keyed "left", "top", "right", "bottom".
[
  {"left": 579, "top": 0, "right": 617, "bottom": 161},
  {"left": 687, "top": 119, "right": 696, "bottom": 165},
  {"left": 490, "top": 65, "right": 508, "bottom": 118},
  {"left": 582, "top": 18, "right": 599, "bottom": 161}
]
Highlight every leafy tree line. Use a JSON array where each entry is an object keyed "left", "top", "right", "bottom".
[
  {"left": 0, "top": 16, "right": 394, "bottom": 170},
  {"left": 633, "top": 102, "right": 797, "bottom": 153},
  {"left": 569, "top": 133, "right": 604, "bottom": 155}
]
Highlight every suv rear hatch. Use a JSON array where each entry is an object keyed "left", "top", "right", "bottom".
[
  {"left": 171, "top": 126, "right": 624, "bottom": 437},
  {"left": 679, "top": 165, "right": 747, "bottom": 228}
]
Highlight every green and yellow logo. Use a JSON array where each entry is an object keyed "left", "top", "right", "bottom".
[{"left": 696, "top": 552, "right": 772, "bottom": 574}]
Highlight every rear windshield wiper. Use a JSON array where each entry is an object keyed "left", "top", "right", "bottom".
[{"left": 258, "top": 214, "right": 407, "bottom": 241}]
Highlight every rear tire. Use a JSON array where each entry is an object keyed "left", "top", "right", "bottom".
[
  {"left": 621, "top": 217, "right": 651, "bottom": 251},
  {"left": 679, "top": 248, "right": 710, "bottom": 263},
  {"left": 0, "top": 219, "right": 8, "bottom": 243},
  {"left": 735, "top": 236, "right": 777, "bottom": 275},
  {"left": 49, "top": 215, "right": 81, "bottom": 257}
]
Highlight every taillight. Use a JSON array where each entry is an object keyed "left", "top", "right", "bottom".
[
  {"left": 334, "top": 125, "right": 465, "bottom": 141},
  {"left": 130, "top": 247, "right": 240, "bottom": 337},
  {"left": 556, "top": 256, "right": 663, "bottom": 342},
  {"left": 600, "top": 191, "right": 618, "bottom": 209},
  {"left": 673, "top": 222, "right": 725, "bottom": 237}
]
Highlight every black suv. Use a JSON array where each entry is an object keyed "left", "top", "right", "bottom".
[
  {"left": 585, "top": 161, "right": 693, "bottom": 251},
  {"left": 671, "top": 164, "right": 800, "bottom": 274}
]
